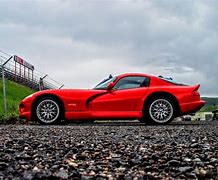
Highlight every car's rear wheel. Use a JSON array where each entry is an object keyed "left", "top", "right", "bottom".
[
  {"left": 34, "top": 97, "right": 62, "bottom": 125},
  {"left": 143, "top": 96, "right": 175, "bottom": 125}
]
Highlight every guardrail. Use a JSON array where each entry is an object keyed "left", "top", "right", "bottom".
[
  {"left": 0, "top": 51, "right": 62, "bottom": 90},
  {"left": 0, "top": 66, "right": 49, "bottom": 90},
  {"left": 0, "top": 50, "right": 64, "bottom": 113}
]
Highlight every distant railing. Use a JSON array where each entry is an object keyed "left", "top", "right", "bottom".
[{"left": 0, "top": 50, "right": 63, "bottom": 91}]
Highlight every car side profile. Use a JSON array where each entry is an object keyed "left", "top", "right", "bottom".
[{"left": 19, "top": 73, "right": 205, "bottom": 125}]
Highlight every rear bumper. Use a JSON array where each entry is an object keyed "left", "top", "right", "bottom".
[{"left": 180, "top": 100, "right": 205, "bottom": 115}]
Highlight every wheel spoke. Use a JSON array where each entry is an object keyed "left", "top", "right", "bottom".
[
  {"left": 36, "top": 99, "right": 60, "bottom": 123},
  {"left": 149, "top": 99, "right": 173, "bottom": 123}
]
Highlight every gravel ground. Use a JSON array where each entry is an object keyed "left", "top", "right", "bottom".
[{"left": 0, "top": 121, "right": 217, "bottom": 179}]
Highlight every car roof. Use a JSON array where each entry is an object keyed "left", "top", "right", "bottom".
[{"left": 117, "top": 73, "right": 155, "bottom": 78}]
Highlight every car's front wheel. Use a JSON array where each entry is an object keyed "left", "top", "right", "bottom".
[
  {"left": 34, "top": 97, "right": 62, "bottom": 125},
  {"left": 143, "top": 96, "right": 175, "bottom": 125}
]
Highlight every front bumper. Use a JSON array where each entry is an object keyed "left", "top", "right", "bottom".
[
  {"left": 19, "top": 111, "right": 31, "bottom": 121},
  {"left": 180, "top": 100, "right": 205, "bottom": 115},
  {"left": 19, "top": 98, "right": 33, "bottom": 121}
]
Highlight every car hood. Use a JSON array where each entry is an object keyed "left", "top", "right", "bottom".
[{"left": 31, "top": 89, "right": 106, "bottom": 99}]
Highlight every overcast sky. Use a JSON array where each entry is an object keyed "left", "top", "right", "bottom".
[{"left": 0, "top": 0, "right": 218, "bottom": 96}]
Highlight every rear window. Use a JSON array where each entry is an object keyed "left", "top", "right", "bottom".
[{"left": 158, "top": 76, "right": 186, "bottom": 86}]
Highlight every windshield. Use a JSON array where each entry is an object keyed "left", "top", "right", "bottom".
[{"left": 94, "top": 76, "right": 117, "bottom": 90}]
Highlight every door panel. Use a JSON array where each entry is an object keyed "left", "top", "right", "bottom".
[{"left": 91, "top": 87, "right": 148, "bottom": 111}]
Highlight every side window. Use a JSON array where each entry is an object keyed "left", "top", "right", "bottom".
[{"left": 113, "top": 76, "right": 149, "bottom": 90}]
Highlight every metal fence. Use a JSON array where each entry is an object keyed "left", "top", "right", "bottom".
[
  {"left": 0, "top": 50, "right": 64, "bottom": 113},
  {"left": 0, "top": 50, "right": 63, "bottom": 90}
]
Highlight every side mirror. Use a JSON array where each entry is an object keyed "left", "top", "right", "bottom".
[{"left": 107, "top": 82, "right": 114, "bottom": 91}]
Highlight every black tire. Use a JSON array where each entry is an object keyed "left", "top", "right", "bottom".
[
  {"left": 32, "top": 97, "right": 63, "bottom": 125},
  {"left": 143, "top": 96, "right": 175, "bottom": 125}
]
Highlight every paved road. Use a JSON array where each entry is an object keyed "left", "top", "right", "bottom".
[{"left": 0, "top": 121, "right": 217, "bottom": 179}]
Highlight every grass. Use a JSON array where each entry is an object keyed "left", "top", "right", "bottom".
[
  {"left": 200, "top": 105, "right": 217, "bottom": 112},
  {"left": 0, "top": 79, "right": 35, "bottom": 123},
  {"left": 201, "top": 97, "right": 218, "bottom": 112}
]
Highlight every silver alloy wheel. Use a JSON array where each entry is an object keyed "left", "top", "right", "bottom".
[
  {"left": 149, "top": 99, "right": 173, "bottom": 123},
  {"left": 36, "top": 99, "right": 60, "bottom": 123}
]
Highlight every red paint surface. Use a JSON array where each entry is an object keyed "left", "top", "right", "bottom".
[{"left": 19, "top": 73, "right": 205, "bottom": 121}]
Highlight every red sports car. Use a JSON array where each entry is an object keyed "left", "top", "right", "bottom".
[{"left": 19, "top": 73, "right": 205, "bottom": 125}]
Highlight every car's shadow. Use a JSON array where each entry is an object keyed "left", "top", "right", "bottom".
[
  {"left": 61, "top": 120, "right": 216, "bottom": 127},
  {"left": 28, "top": 120, "right": 217, "bottom": 126}
]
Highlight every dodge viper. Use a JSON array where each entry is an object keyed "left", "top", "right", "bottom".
[{"left": 19, "top": 73, "right": 205, "bottom": 125}]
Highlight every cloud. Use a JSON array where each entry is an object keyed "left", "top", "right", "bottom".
[{"left": 0, "top": 0, "right": 217, "bottom": 96}]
